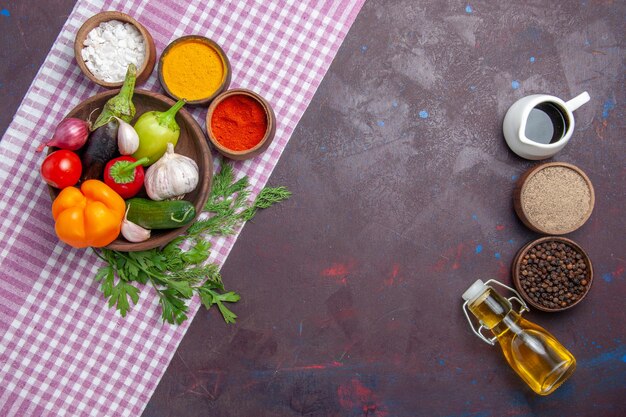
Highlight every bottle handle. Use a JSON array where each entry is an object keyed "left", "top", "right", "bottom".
[
  {"left": 462, "top": 304, "right": 497, "bottom": 346},
  {"left": 462, "top": 279, "right": 529, "bottom": 346},
  {"left": 507, "top": 294, "right": 530, "bottom": 315}
]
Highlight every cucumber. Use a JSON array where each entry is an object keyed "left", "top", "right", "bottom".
[{"left": 125, "top": 198, "right": 196, "bottom": 229}]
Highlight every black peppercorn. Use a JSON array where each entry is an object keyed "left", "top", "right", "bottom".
[{"left": 518, "top": 241, "right": 590, "bottom": 309}]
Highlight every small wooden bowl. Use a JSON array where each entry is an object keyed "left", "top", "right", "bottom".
[
  {"left": 206, "top": 89, "right": 276, "bottom": 160},
  {"left": 48, "top": 89, "right": 212, "bottom": 251},
  {"left": 74, "top": 11, "right": 156, "bottom": 87},
  {"left": 514, "top": 162, "right": 595, "bottom": 235},
  {"left": 512, "top": 236, "right": 593, "bottom": 312},
  {"left": 158, "top": 35, "right": 231, "bottom": 106}
]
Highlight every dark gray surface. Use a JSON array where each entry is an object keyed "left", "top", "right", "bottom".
[
  {"left": 0, "top": 1, "right": 76, "bottom": 138},
  {"left": 144, "top": 1, "right": 625, "bottom": 416}
]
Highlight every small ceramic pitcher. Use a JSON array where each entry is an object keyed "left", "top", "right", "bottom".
[{"left": 503, "top": 92, "right": 590, "bottom": 160}]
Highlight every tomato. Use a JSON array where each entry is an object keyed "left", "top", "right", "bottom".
[{"left": 41, "top": 150, "right": 82, "bottom": 189}]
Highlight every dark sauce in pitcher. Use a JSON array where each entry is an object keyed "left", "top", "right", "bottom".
[{"left": 525, "top": 102, "right": 568, "bottom": 144}]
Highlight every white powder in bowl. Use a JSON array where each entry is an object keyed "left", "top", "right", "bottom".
[{"left": 81, "top": 20, "right": 146, "bottom": 83}]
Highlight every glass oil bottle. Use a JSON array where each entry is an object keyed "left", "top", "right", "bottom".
[{"left": 462, "top": 279, "right": 576, "bottom": 395}]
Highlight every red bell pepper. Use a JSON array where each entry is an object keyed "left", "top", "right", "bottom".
[{"left": 103, "top": 156, "right": 148, "bottom": 199}]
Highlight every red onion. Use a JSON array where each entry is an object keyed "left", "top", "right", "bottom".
[{"left": 36, "top": 118, "right": 90, "bottom": 152}]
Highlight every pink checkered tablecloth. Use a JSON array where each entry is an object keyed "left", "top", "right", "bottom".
[{"left": 0, "top": 0, "right": 363, "bottom": 415}]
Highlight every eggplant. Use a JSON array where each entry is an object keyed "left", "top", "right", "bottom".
[
  {"left": 80, "top": 120, "right": 119, "bottom": 181},
  {"left": 81, "top": 64, "right": 137, "bottom": 181},
  {"left": 92, "top": 64, "right": 136, "bottom": 131}
]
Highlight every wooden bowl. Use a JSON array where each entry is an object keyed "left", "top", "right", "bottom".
[
  {"left": 512, "top": 236, "right": 593, "bottom": 312},
  {"left": 514, "top": 162, "right": 595, "bottom": 235},
  {"left": 48, "top": 89, "right": 212, "bottom": 251},
  {"left": 158, "top": 35, "right": 231, "bottom": 106},
  {"left": 206, "top": 89, "right": 276, "bottom": 160},
  {"left": 74, "top": 11, "right": 156, "bottom": 88}
]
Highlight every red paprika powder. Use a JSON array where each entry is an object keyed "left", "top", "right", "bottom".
[{"left": 211, "top": 95, "right": 268, "bottom": 151}]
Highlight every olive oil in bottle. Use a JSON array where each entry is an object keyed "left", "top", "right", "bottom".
[{"left": 462, "top": 279, "right": 576, "bottom": 395}]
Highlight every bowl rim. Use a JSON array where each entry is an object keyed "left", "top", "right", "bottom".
[
  {"left": 158, "top": 35, "right": 232, "bottom": 106},
  {"left": 74, "top": 10, "right": 156, "bottom": 88},
  {"left": 205, "top": 88, "right": 276, "bottom": 160},
  {"left": 511, "top": 236, "right": 594, "bottom": 312},
  {"left": 514, "top": 161, "right": 595, "bottom": 235},
  {"left": 47, "top": 89, "right": 212, "bottom": 251}
]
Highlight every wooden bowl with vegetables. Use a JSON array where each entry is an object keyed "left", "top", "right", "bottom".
[
  {"left": 46, "top": 89, "right": 212, "bottom": 251},
  {"left": 74, "top": 11, "right": 157, "bottom": 88}
]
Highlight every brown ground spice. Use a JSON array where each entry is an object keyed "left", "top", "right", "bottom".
[{"left": 521, "top": 166, "right": 591, "bottom": 234}]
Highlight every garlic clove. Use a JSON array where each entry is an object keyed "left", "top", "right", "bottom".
[
  {"left": 115, "top": 116, "right": 140, "bottom": 155},
  {"left": 121, "top": 205, "right": 151, "bottom": 242}
]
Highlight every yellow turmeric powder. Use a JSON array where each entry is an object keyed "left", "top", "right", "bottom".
[{"left": 162, "top": 40, "right": 225, "bottom": 101}]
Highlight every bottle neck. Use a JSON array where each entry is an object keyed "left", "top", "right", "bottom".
[
  {"left": 468, "top": 288, "right": 514, "bottom": 330},
  {"left": 491, "top": 310, "right": 523, "bottom": 339}
]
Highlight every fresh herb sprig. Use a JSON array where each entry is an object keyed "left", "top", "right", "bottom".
[{"left": 93, "top": 161, "right": 291, "bottom": 325}]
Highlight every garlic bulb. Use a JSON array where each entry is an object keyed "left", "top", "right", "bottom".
[
  {"left": 115, "top": 117, "right": 140, "bottom": 155},
  {"left": 121, "top": 205, "right": 151, "bottom": 242},
  {"left": 144, "top": 143, "right": 199, "bottom": 201}
]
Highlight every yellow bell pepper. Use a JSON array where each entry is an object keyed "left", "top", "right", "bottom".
[{"left": 52, "top": 180, "right": 126, "bottom": 248}]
